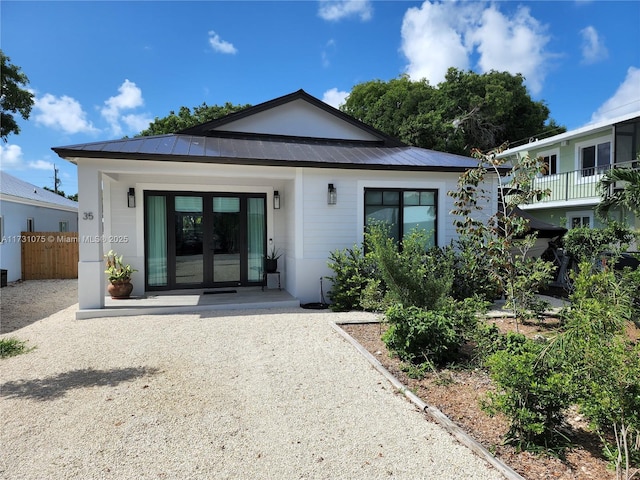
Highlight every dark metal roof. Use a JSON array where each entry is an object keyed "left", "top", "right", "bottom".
[{"left": 52, "top": 133, "right": 488, "bottom": 172}]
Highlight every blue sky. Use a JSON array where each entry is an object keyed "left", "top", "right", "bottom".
[{"left": 1, "top": 0, "right": 639, "bottom": 196}]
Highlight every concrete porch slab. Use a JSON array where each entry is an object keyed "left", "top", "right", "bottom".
[{"left": 76, "top": 287, "right": 299, "bottom": 319}]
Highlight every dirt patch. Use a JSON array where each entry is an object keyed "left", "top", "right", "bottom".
[{"left": 340, "top": 317, "right": 629, "bottom": 480}]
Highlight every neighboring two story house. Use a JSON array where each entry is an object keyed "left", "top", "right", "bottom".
[{"left": 498, "top": 111, "right": 639, "bottom": 231}]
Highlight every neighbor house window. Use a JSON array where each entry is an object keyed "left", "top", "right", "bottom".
[
  {"left": 364, "top": 188, "right": 438, "bottom": 247},
  {"left": 26, "top": 218, "right": 34, "bottom": 232},
  {"left": 579, "top": 138, "right": 611, "bottom": 177},
  {"left": 539, "top": 152, "right": 558, "bottom": 176},
  {"left": 0, "top": 216, "right": 3, "bottom": 241},
  {"left": 59, "top": 221, "right": 69, "bottom": 232},
  {"left": 567, "top": 211, "right": 593, "bottom": 229}
]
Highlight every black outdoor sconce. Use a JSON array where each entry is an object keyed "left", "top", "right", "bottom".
[
  {"left": 327, "top": 183, "right": 337, "bottom": 205},
  {"left": 273, "top": 190, "right": 281, "bottom": 209},
  {"left": 127, "top": 188, "right": 136, "bottom": 208}
]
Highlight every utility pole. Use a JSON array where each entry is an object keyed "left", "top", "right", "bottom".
[{"left": 53, "top": 165, "right": 61, "bottom": 193}]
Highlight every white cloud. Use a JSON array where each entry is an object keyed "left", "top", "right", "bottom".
[
  {"left": 122, "top": 113, "right": 153, "bottom": 132},
  {"left": 27, "top": 159, "right": 54, "bottom": 170},
  {"left": 470, "top": 5, "right": 550, "bottom": 94},
  {"left": 318, "top": 0, "right": 372, "bottom": 22},
  {"left": 590, "top": 67, "right": 640, "bottom": 123},
  {"left": 580, "top": 26, "right": 608, "bottom": 64},
  {"left": 322, "top": 39, "right": 336, "bottom": 68},
  {"left": 208, "top": 31, "right": 237, "bottom": 54},
  {"left": 33, "top": 94, "right": 97, "bottom": 134},
  {"left": 322, "top": 88, "right": 349, "bottom": 109},
  {"left": 101, "top": 79, "right": 146, "bottom": 136},
  {"left": 401, "top": 1, "right": 552, "bottom": 94},
  {"left": 0, "top": 143, "right": 24, "bottom": 169},
  {"left": 401, "top": 1, "right": 475, "bottom": 85}
]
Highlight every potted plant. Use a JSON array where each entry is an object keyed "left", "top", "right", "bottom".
[
  {"left": 104, "top": 250, "right": 137, "bottom": 299},
  {"left": 265, "top": 246, "right": 282, "bottom": 273}
]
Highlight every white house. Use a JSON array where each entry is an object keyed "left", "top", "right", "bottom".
[
  {"left": 498, "top": 111, "right": 639, "bottom": 230},
  {"left": 0, "top": 171, "right": 79, "bottom": 282},
  {"left": 52, "top": 90, "right": 499, "bottom": 313}
]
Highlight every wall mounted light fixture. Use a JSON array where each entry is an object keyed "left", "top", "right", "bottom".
[
  {"left": 273, "top": 191, "right": 281, "bottom": 209},
  {"left": 127, "top": 188, "right": 136, "bottom": 208},
  {"left": 327, "top": 183, "right": 337, "bottom": 205}
]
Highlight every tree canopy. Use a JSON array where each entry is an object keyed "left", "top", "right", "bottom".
[
  {"left": 138, "top": 102, "right": 251, "bottom": 136},
  {"left": 1, "top": 50, "right": 35, "bottom": 142},
  {"left": 341, "top": 69, "right": 565, "bottom": 155}
]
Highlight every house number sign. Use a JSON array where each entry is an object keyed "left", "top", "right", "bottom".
[{"left": 83, "top": 212, "right": 94, "bottom": 220}]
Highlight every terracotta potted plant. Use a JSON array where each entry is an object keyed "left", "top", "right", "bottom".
[
  {"left": 265, "top": 247, "right": 282, "bottom": 273},
  {"left": 104, "top": 250, "right": 137, "bottom": 299}
]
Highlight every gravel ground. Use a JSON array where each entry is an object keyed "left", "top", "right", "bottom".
[{"left": 1, "top": 280, "right": 505, "bottom": 480}]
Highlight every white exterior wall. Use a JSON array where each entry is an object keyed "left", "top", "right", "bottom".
[
  {"left": 75, "top": 157, "right": 498, "bottom": 308},
  {"left": 287, "top": 168, "right": 498, "bottom": 303}
]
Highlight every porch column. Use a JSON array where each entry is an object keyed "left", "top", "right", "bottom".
[{"left": 77, "top": 163, "right": 105, "bottom": 309}]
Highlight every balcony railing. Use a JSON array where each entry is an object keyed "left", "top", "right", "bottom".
[{"left": 527, "top": 159, "right": 638, "bottom": 204}]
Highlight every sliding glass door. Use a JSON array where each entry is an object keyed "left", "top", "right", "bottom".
[{"left": 145, "top": 191, "right": 266, "bottom": 290}]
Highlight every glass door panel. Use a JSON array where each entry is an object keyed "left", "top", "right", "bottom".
[
  {"left": 146, "top": 195, "right": 168, "bottom": 287},
  {"left": 212, "top": 197, "right": 240, "bottom": 283},
  {"left": 247, "top": 198, "right": 265, "bottom": 282},
  {"left": 175, "top": 196, "right": 204, "bottom": 284}
]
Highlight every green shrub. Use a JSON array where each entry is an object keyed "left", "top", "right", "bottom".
[
  {"left": 563, "top": 221, "right": 634, "bottom": 264},
  {"left": 450, "top": 239, "right": 500, "bottom": 302},
  {"left": 367, "top": 225, "right": 453, "bottom": 310},
  {"left": 482, "top": 333, "right": 573, "bottom": 455},
  {"left": 550, "top": 264, "right": 640, "bottom": 473},
  {"left": 382, "top": 304, "right": 463, "bottom": 366},
  {"left": 327, "top": 244, "right": 377, "bottom": 312},
  {"left": 0, "top": 337, "right": 31, "bottom": 358}
]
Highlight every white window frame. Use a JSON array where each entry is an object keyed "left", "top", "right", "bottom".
[
  {"left": 0, "top": 215, "right": 4, "bottom": 242},
  {"left": 575, "top": 135, "right": 612, "bottom": 179},
  {"left": 59, "top": 220, "right": 69, "bottom": 232},
  {"left": 566, "top": 210, "right": 593, "bottom": 229},
  {"left": 26, "top": 217, "right": 35, "bottom": 232},
  {"left": 537, "top": 148, "right": 559, "bottom": 176}
]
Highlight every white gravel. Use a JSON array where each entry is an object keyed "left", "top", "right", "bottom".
[{"left": 1, "top": 280, "right": 505, "bottom": 479}]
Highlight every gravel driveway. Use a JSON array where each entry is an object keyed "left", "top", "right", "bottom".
[{"left": 1, "top": 280, "right": 505, "bottom": 479}]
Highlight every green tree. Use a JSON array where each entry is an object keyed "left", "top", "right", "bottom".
[
  {"left": 138, "top": 102, "right": 251, "bottom": 136},
  {"left": 596, "top": 167, "right": 640, "bottom": 220},
  {"left": 0, "top": 50, "right": 35, "bottom": 142},
  {"left": 341, "top": 69, "right": 564, "bottom": 155}
]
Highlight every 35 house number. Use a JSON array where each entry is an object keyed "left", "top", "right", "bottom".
[{"left": 83, "top": 212, "right": 94, "bottom": 220}]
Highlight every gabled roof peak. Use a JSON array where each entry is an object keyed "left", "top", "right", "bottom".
[{"left": 178, "top": 89, "right": 406, "bottom": 147}]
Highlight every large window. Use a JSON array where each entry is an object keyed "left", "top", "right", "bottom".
[
  {"left": 579, "top": 139, "right": 610, "bottom": 177},
  {"left": 364, "top": 188, "right": 437, "bottom": 247}
]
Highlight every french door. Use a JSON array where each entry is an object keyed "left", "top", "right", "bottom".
[{"left": 144, "top": 191, "right": 266, "bottom": 290}]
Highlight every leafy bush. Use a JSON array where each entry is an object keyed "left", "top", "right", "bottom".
[
  {"left": 562, "top": 221, "right": 634, "bottom": 264},
  {"left": 550, "top": 264, "right": 640, "bottom": 474},
  {"left": 367, "top": 225, "right": 453, "bottom": 310},
  {"left": 450, "top": 239, "right": 500, "bottom": 302},
  {"left": 0, "top": 337, "right": 31, "bottom": 358},
  {"left": 482, "top": 333, "right": 573, "bottom": 454},
  {"left": 382, "top": 303, "right": 471, "bottom": 366},
  {"left": 327, "top": 244, "right": 378, "bottom": 312}
]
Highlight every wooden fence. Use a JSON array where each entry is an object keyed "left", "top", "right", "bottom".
[{"left": 21, "top": 232, "right": 79, "bottom": 280}]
